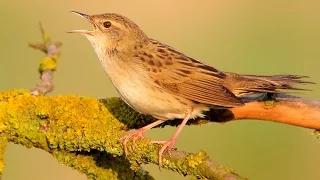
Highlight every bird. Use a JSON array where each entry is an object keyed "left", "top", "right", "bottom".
[{"left": 69, "top": 11, "right": 311, "bottom": 166}]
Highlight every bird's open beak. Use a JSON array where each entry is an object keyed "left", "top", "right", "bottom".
[{"left": 68, "top": 11, "right": 94, "bottom": 34}]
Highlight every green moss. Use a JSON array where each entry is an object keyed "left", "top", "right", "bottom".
[
  {"left": 0, "top": 89, "right": 244, "bottom": 179},
  {"left": 312, "top": 130, "right": 320, "bottom": 138},
  {"left": 186, "top": 151, "right": 207, "bottom": 168},
  {"left": 264, "top": 100, "right": 275, "bottom": 106},
  {"left": 0, "top": 90, "right": 126, "bottom": 153},
  {"left": 53, "top": 150, "right": 119, "bottom": 180},
  {"left": 161, "top": 151, "right": 208, "bottom": 178},
  {"left": 103, "top": 97, "right": 156, "bottom": 129},
  {"left": 263, "top": 93, "right": 276, "bottom": 106},
  {"left": 53, "top": 148, "right": 156, "bottom": 180}
]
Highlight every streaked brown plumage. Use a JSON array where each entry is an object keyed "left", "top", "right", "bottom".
[{"left": 69, "top": 12, "right": 312, "bottom": 166}]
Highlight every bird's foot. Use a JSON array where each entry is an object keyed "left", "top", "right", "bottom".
[
  {"left": 120, "top": 129, "right": 145, "bottom": 156},
  {"left": 120, "top": 120, "right": 166, "bottom": 157},
  {"left": 158, "top": 139, "right": 176, "bottom": 166}
]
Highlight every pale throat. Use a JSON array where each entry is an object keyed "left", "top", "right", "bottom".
[{"left": 85, "top": 35, "right": 131, "bottom": 84}]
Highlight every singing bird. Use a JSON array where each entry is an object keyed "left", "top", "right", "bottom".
[{"left": 69, "top": 12, "right": 311, "bottom": 166}]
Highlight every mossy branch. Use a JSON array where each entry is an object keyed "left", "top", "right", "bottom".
[
  {"left": 0, "top": 89, "right": 245, "bottom": 180},
  {"left": 2, "top": 89, "right": 319, "bottom": 179}
]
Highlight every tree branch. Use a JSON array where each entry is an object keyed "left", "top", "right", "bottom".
[
  {"left": 0, "top": 90, "right": 246, "bottom": 180},
  {"left": 223, "top": 95, "right": 320, "bottom": 129},
  {"left": 1, "top": 88, "right": 319, "bottom": 179},
  {"left": 103, "top": 94, "right": 320, "bottom": 130}
]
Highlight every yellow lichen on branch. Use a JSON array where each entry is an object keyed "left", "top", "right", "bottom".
[
  {"left": 0, "top": 89, "right": 241, "bottom": 180},
  {"left": 0, "top": 136, "right": 7, "bottom": 175},
  {"left": 0, "top": 89, "right": 124, "bottom": 153}
]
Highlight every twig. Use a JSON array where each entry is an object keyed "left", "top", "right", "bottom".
[{"left": 29, "top": 23, "right": 62, "bottom": 95}]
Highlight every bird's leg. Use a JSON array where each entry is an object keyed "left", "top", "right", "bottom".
[
  {"left": 158, "top": 113, "right": 191, "bottom": 166},
  {"left": 120, "top": 119, "right": 165, "bottom": 156}
]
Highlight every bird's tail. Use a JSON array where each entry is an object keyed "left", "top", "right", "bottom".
[{"left": 225, "top": 73, "right": 314, "bottom": 97}]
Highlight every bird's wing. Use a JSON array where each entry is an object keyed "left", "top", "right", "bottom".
[{"left": 136, "top": 40, "right": 243, "bottom": 107}]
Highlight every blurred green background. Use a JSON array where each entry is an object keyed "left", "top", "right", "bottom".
[{"left": 1, "top": 0, "right": 319, "bottom": 179}]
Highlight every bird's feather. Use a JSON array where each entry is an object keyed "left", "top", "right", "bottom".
[{"left": 134, "top": 39, "right": 244, "bottom": 107}]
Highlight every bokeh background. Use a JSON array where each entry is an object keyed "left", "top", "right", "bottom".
[{"left": 1, "top": 0, "right": 320, "bottom": 179}]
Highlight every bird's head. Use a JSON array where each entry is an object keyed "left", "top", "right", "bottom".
[{"left": 69, "top": 11, "right": 148, "bottom": 53}]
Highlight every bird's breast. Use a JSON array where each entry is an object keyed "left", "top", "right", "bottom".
[{"left": 98, "top": 54, "right": 208, "bottom": 120}]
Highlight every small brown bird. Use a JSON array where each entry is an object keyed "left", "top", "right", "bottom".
[{"left": 69, "top": 12, "right": 311, "bottom": 166}]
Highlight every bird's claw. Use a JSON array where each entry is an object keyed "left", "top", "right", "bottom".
[
  {"left": 121, "top": 131, "right": 175, "bottom": 166},
  {"left": 158, "top": 140, "right": 175, "bottom": 166},
  {"left": 120, "top": 129, "right": 145, "bottom": 156}
]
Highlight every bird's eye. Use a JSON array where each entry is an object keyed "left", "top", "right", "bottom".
[{"left": 103, "top": 21, "right": 112, "bottom": 28}]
